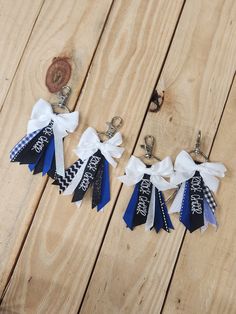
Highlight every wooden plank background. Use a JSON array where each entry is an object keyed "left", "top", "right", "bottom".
[{"left": 0, "top": 0, "right": 235, "bottom": 313}]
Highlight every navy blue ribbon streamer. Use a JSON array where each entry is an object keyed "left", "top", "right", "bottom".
[
  {"left": 189, "top": 171, "right": 204, "bottom": 232},
  {"left": 47, "top": 157, "right": 57, "bottom": 179},
  {"left": 28, "top": 152, "right": 44, "bottom": 172},
  {"left": 154, "top": 188, "right": 174, "bottom": 233},
  {"left": 28, "top": 136, "right": 55, "bottom": 176},
  {"left": 123, "top": 182, "right": 140, "bottom": 229},
  {"left": 42, "top": 137, "right": 55, "bottom": 175},
  {"left": 133, "top": 174, "right": 152, "bottom": 227},
  {"left": 180, "top": 171, "right": 205, "bottom": 232},
  {"left": 32, "top": 149, "right": 47, "bottom": 175},
  {"left": 72, "top": 150, "right": 103, "bottom": 203},
  {"left": 180, "top": 181, "right": 191, "bottom": 231}
]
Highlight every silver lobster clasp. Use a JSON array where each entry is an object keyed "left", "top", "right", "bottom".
[
  {"left": 52, "top": 85, "right": 71, "bottom": 113},
  {"left": 140, "top": 135, "right": 161, "bottom": 162},
  {"left": 140, "top": 135, "right": 155, "bottom": 159},
  {"left": 189, "top": 130, "right": 209, "bottom": 162},
  {"left": 99, "top": 116, "right": 123, "bottom": 140}
]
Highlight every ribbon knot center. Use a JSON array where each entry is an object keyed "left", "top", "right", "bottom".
[{"left": 144, "top": 168, "right": 155, "bottom": 176}]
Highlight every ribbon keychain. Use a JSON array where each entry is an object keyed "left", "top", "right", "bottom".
[
  {"left": 119, "top": 136, "right": 176, "bottom": 233},
  {"left": 54, "top": 117, "right": 124, "bottom": 211},
  {"left": 169, "top": 131, "right": 227, "bottom": 232},
  {"left": 10, "top": 86, "right": 79, "bottom": 178}
]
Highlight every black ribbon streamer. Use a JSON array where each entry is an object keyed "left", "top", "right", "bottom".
[
  {"left": 133, "top": 174, "right": 153, "bottom": 227},
  {"left": 47, "top": 156, "right": 57, "bottom": 179},
  {"left": 92, "top": 156, "right": 105, "bottom": 208},
  {"left": 72, "top": 150, "right": 103, "bottom": 203},
  {"left": 13, "top": 121, "right": 54, "bottom": 164},
  {"left": 189, "top": 170, "right": 205, "bottom": 232},
  {"left": 32, "top": 149, "right": 47, "bottom": 174}
]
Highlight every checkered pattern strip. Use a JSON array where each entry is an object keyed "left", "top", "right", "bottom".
[
  {"left": 10, "top": 129, "right": 41, "bottom": 161},
  {"left": 203, "top": 185, "right": 217, "bottom": 212}
]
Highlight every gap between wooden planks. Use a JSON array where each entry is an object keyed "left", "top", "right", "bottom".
[
  {"left": 0, "top": 0, "right": 114, "bottom": 298},
  {"left": 80, "top": 0, "right": 236, "bottom": 313},
  {"left": 0, "top": 0, "right": 45, "bottom": 110},
  {"left": 0, "top": 0, "right": 185, "bottom": 312},
  {"left": 162, "top": 76, "right": 236, "bottom": 313}
]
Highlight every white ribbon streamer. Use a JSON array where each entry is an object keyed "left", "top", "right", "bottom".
[
  {"left": 27, "top": 99, "right": 79, "bottom": 176},
  {"left": 118, "top": 156, "right": 176, "bottom": 191},
  {"left": 76, "top": 200, "right": 82, "bottom": 208},
  {"left": 63, "top": 160, "right": 88, "bottom": 195},
  {"left": 170, "top": 150, "right": 226, "bottom": 192},
  {"left": 200, "top": 200, "right": 218, "bottom": 232},
  {"left": 74, "top": 127, "right": 124, "bottom": 167},
  {"left": 169, "top": 182, "right": 185, "bottom": 214}
]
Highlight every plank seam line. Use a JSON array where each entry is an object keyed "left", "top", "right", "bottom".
[
  {"left": 0, "top": 0, "right": 46, "bottom": 114},
  {"left": 71, "top": 0, "right": 116, "bottom": 112},
  {"left": 77, "top": 1, "right": 187, "bottom": 312},
  {"left": 208, "top": 72, "right": 236, "bottom": 157},
  {"left": 160, "top": 72, "right": 236, "bottom": 313},
  {"left": 0, "top": 0, "right": 115, "bottom": 304},
  {"left": 129, "top": 0, "right": 188, "bottom": 153},
  {"left": 160, "top": 229, "right": 187, "bottom": 314},
  {"left": 0, "top": 176, "right": 49, "bottom": 303}
]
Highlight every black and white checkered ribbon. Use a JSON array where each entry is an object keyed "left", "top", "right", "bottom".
[
  {"left": 203, "top": 185, "right": 217, "bottom": 212},
  {"left": 10, "top": 129, "right": 40, "bottom": 161}
]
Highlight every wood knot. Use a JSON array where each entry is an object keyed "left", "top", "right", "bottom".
[
  {"left": 149, "top": 90, "right": 164, "bottom": 112},
  {"left": 46, "top": 57, "right": 71, "bottom": 93}
]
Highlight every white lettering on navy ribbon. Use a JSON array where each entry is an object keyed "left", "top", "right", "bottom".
[
  {"left": 136, "top": 178, "right": 152, "bottom": 216},
  {"left": 87, "top": 155, "right": 101, "bottom": 171},
  {"left": 78, "top": 172, "right": 94, "bottom": 192},
  {"left": 190, "top": 175, "right": 203, "bottom": 214},
  {"left": 137, "top": 196, "right": 149, "bottom": 216},
  {"left": 139, "top": 179, "right": 152, "bottom": 195},
  {"left": 42, "top": 123, "right": 53, "bottom": 136},
  {"left": 78, "top": 155, "right": 101, "bottom": 191},
  {"left": 31, "top": 136, "right": 50, "bottom": 153},
  {"left": 31, "top": 122, "right": 53, "bottom": 153}
]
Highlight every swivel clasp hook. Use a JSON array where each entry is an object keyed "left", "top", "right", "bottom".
[
  {"left": 52, "top": 85, "right": 71, "bottom": 113},
  {"left": 140, "top": 135, "right": 155, "bottom": 159},
  {"left": 98, "top": 116, "right": 123, "bottom": 140},
  {"left": 104, "top": 116, "right": 123, "bottom": 139},
  {"left": 189, "top": 130, "right": 208, "bottom": 161}
]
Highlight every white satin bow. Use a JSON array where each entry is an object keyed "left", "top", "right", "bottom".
[
  {"left": 118, "top": 156, "right": 176, "bottom": 191},
  {"left": 74, "top": 127, "right": 124, "bottom": 167},
  {"left": 27, "top": 99, "right": 79, "bottom": 176},
  {"left": 170, "top": 150, "right": 226, "bottom": 192}
]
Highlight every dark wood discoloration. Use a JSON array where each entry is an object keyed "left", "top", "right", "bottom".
[{"left": 46, "top": 57, "right": 72, "bottom": 93}]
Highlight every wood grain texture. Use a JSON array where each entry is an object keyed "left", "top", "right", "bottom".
[
  {"left": 162, "top": 78, "right": 236, "bottom": 314},
  {"left": 80, "top": 0, "right": 236, "bottom": 313},
  {"left": 0, "top": 0, "right": 113, "bottom": 297},
  {"left": 0, "top": 0, "right": 185, "bottom": 312},
  {"left": 0, "top": 0, "right": 45, "bottom": 110}
]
